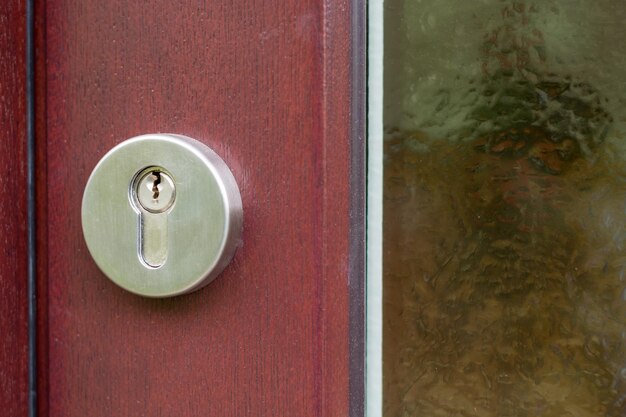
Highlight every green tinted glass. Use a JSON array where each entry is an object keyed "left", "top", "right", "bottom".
[{"left": 383, "top": 1, "right": 626, "bottom": 415}]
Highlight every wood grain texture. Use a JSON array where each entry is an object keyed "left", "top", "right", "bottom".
[
  {"left": 0, "top": 2, "right": 28, "bottom": 417},
  {"left": 42, "top": 1, "right": 354, "bottom": 416},
  {"left": 35, "top": 0, "right": 49, "bottom": 415}
]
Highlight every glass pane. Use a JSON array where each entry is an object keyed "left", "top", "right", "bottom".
[{"left": 383, "top": 1, "right": 626, "bottom": 416}]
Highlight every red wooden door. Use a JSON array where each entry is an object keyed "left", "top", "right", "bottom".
[
  {"left": 0, "top": 3, "right": 28, "bottom": 417},
  {"left": 4, "top": 1, "right": 365, "bottom": 416}
]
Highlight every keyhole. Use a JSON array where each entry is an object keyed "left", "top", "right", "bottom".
[
  {"left": 135, "top": 167, "right": 176, "bottom": 213},
  {"left": 132, "top": 167, "right": 176, "bottom": 268},
  {"left": 151, "top": 171, "right": 161, "bottom": 200}
]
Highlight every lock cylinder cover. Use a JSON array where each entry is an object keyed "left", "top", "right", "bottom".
[{"left": 81, "top": 134, "right": 243, "bottom": 298}]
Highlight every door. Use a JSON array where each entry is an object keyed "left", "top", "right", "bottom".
[{"left": 0, "top": 1, "right": 365, "bottom": 416}]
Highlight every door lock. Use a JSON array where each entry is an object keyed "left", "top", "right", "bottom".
[{"left": 81, "top": 134, "right": 243, "bottom": 298}]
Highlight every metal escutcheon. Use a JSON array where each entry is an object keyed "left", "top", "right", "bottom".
[{"left": 81, "top": 134, "right": 243, "bottom": 298}]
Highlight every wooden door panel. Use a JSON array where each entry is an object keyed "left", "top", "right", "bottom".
[
  {"left": 41, "top": 1, "right": 353, "bottom": 416},
  {"left": 0, "top": 2, "right": 28, "bottom": 416}
]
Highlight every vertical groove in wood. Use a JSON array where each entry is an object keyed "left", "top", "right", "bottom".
[
  {"left": 0, "top": 2, "right": 28, "bottom": 417},
  {"left": 43, "top": 1, "right": 355, "bottom": 416},
  {"left": 26, "top": 0, "right": 38, "bottom": 414}
]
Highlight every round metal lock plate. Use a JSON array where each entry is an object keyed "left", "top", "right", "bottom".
[{"left": 81, "top": 134, "right": 243, "bottom": 297}]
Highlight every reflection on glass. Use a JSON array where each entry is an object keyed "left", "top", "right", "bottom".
[{"left": 383, "top": 1, "right": 626, "bottom": 416}]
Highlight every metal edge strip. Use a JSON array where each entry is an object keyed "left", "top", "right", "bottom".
[{"left": 366, "top": 0, "right": 384, "bottom": 415}]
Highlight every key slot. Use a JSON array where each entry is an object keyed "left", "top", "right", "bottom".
[{"left": 130, "top": 167, "right": 176, "bottom": 268}]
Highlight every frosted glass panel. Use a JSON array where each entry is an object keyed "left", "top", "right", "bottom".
[{"left": 383, "top": 1, "right": 626, "bottom": 416}]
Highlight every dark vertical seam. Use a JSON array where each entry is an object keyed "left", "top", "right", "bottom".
[
  {"left": 349, "top": 0, "right": 367, "bottom": 416},
  {"left": 26, "top": 0, "right": 37, "bottom": 416}
]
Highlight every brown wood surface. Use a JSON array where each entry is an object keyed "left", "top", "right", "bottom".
[
  {"left": 41, "top": 1, "right": 353, "bottom": 416},
  {"left": 0, "top": 2, "right": 28, "bottom": 417}
]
